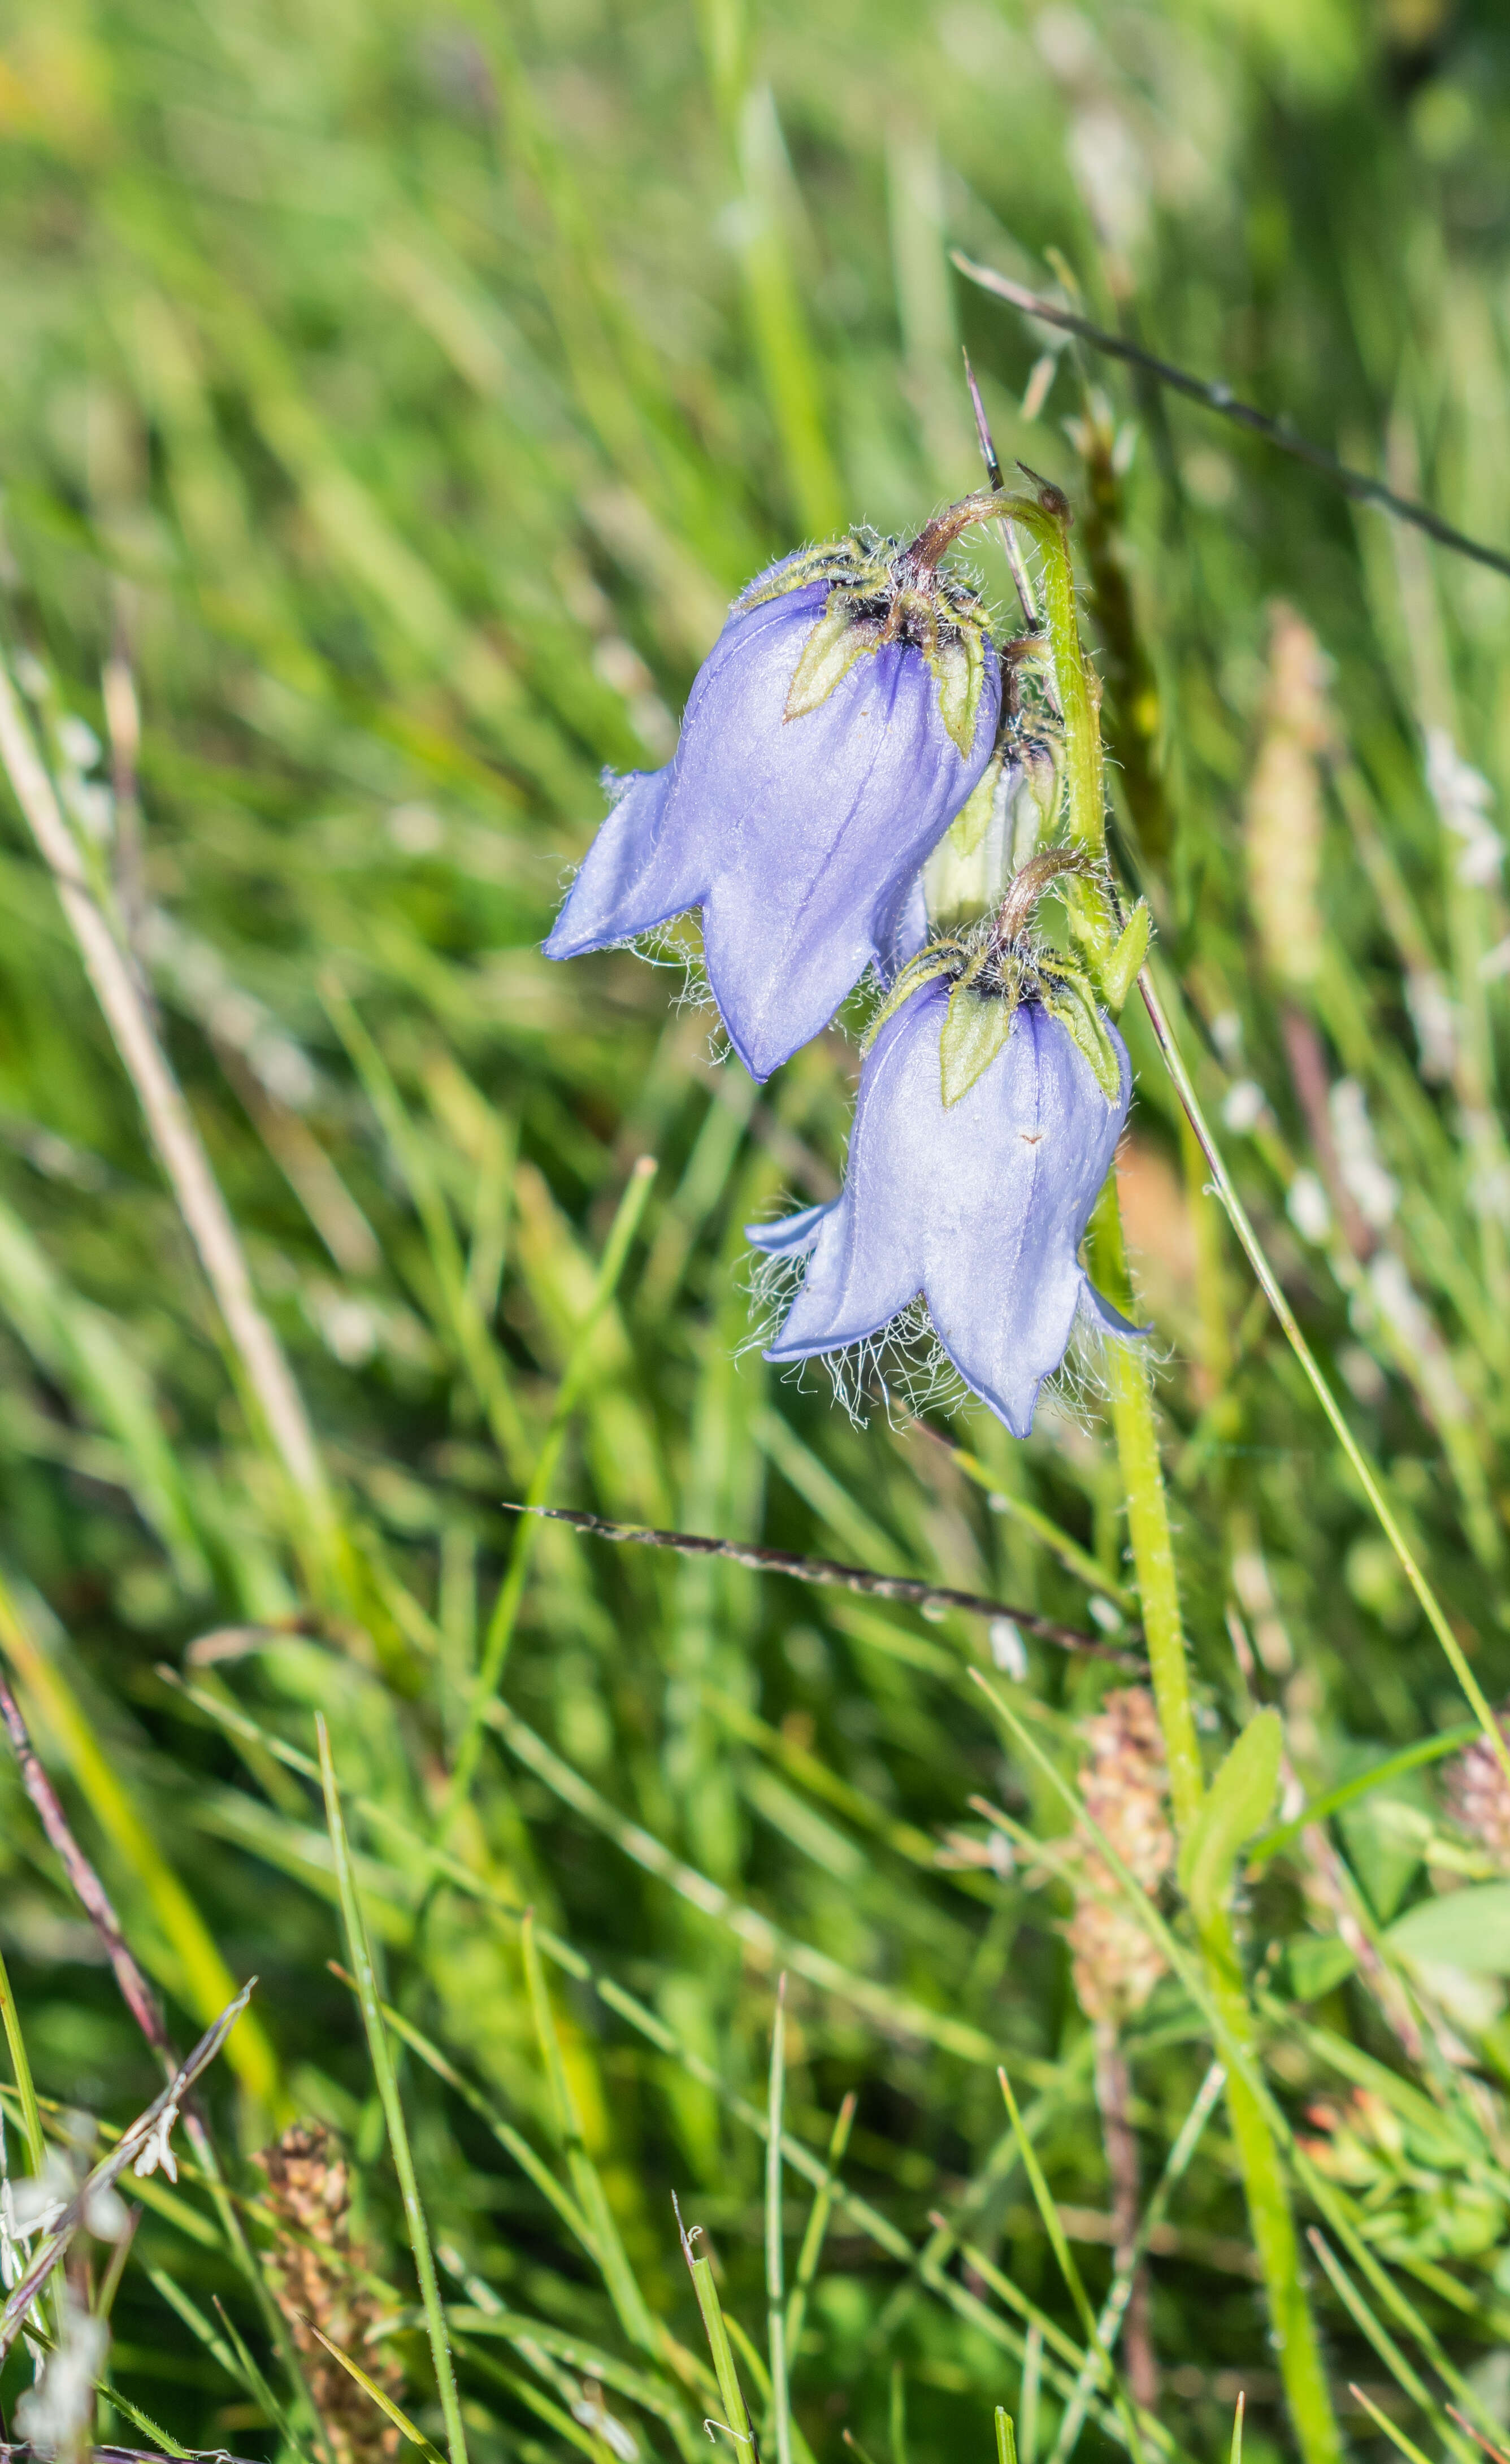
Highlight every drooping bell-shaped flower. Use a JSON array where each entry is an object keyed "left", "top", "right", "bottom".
[
  {"left": 544, "top": 512, "right": 1005, "bottom": 1082},
  {"left": 749, "top": 897, "right": 1140, "bottom": 1436}
]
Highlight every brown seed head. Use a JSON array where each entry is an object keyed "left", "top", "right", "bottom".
[
  {"left": 1444, "top": 1711, "right": 1510, "bottom": 1870},
  {"left": 255, "top": 2122, "right": 402, "bottom": 2464},
  {"left": 1066, "top": 1687, "right": 1174, "bottom": 2027}
]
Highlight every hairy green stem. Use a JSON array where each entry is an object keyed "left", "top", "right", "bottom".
[
  {"left": 1085, "top": 1184, "right": 1202, "bottom": 1828},
  {"left": 1030, "top": 493, "right": 1341, "bottom": 2464}
]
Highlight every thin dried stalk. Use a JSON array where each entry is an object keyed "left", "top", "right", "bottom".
[
  {"left": 0, "top": 1665, "right": 171, "bottom": 2065},
  {"left": 0, "top": 654, "right": 337, "bottom": 1570},
  {"left": 507, "top": 1504, "right": 1140, "bottom": 1665},
  {"left": 0, "top": 1984, "right": 254, "bottom": 2360}
]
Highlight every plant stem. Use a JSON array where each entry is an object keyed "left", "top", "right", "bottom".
[
  {"left": 1029, "top": 491, "right": 1342, "bottom": 2464},
  {"left": 1085, "top": 1187, "right": 1202, "bottom": 1831}
]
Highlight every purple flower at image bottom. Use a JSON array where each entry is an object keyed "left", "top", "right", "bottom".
[
  {"left": 544, "top": 543, "right": 1001, "bottom": 1081},
  {"left": 749, "top": 980, "right": 1138, "bottom": 1437}
]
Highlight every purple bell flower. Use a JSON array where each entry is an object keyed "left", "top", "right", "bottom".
[
  {"left": 544, "top": 523, "right": 1003, "bottom": 1082},
  {"left": 749, "top": 975, "right": 1136, "bottom": 1438}
]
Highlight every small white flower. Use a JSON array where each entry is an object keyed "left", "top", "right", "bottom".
[
  {"left": 1286, "top": 1170, "right": 1331, "bottom": 1245},
  {"left": 1329, "top": 1080, "right": 1398, "bottom": 1231},
  {"left": 1405, "top": 969, "right": 1457, "bottom": 1079},
  {"left": 572, "top": 2382, "right": 639, "bottom": 2463},
  {"left": 8, "top": 2151, "right": 75, "bottom": 2240},
  {"left": 1221, "top": 1079, "right": 1270, "bottom": 1135},
  {"left": 132, "top": 2095, "right": 181, "bottom": 2184},
  {"left": 988, "top": 1616, "right": 1027, "bottom": 1679},
  {"left": 84, "top": 2180, "right": 130, "bottom": 2241},
  {"left": 58, "top": 715, "right": 103, "bottom": 772},
  {"left": 15, "top": 2287, "right": 108, "bottom": 2450},
  {"left": 65, "top": 778, "right": 115, "bottom": 843},
  {"left": 1426, "top": 728, "right": 1503, "bottom": 887}
]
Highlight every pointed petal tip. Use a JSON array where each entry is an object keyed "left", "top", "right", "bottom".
[
  {"left": 745, "top": 1199, "right": 834, "bottom": 1258},
  {"left": 1080, "top": 1277, "right": 1151, "bottom": 1341}
]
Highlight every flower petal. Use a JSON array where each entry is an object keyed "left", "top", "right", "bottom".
[
  {"left": 545, "top": 568, "right": 1000, "bottom": 1079},
  {"left": 543, "top": 765, "right": 697, "bottom": 959},
  {"left": 745, "top": 1199, "right": 835, "bottom": 1257},
  {"left": 698, "top": 635, "right": 998, "bottom": 1078},
  {"left": 922, "top": 1002, "right": 1131, "bottom": 1433},
  {"left": 762, "top": 984, "right": 1132, "bottom": 1437}
]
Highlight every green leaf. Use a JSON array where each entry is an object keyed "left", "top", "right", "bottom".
[
  {"left": 784, "top": 593, "right": 880, "bottom": 719},
  {"left": 1385, "top": 1881, "right": 1510, "bottom": 1974},
  {"left": 1097, "top": 902, "right": 1151, "bottom": 1011},
  {"left": 1281, "top": 1935, "right": 1359, "bottom": 2002},
  {"left": 1038, "top": 969, "right": 1122, "bottom": 1103},
  {"left": 939, "top": 982, "right": 1016, "bottom": 1107},
  {"left": 928, "top": 621, "right": 987, "bottom": 757},
  {"left": 1178, "top": 1710, "right": 1283, "bottom": 1932},
  {"left": 1337, "top": 1785, "right": 1430, "bottom": 1922}
]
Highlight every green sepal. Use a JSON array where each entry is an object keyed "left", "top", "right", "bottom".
[
  {"left": 862, "top": 940, "right": 966, "bottom": 1052},
  {"left": 1060, "top": 871, "right": 1112, "bottom": 970},
  {"left": 1097, "top": 901, "right": 1151, "bottom": 1012},
  {"left": 1021, "top": 737, "right": 1062, "bottom": 832},
  {"left": 927, "top": 620, "right": 988, "bottom": 758},
  {"left": 943, "top": 751, "right": 1003, "bottom": 861},
  {"left": 784, "top": 593, "right": 882, "bottom": 721},
  {"left": 1177, "top": 1709, "right": 1283, "bottom": 1934},
  {"left": 940, "top": 973, "right": 1019, "bottom": 1108},
  {"left": 742, "top": 537, "right": 889, "bottom": 611},
  {"left": 1038, "top": 964, "right": 1122, "bottom": 1103}
]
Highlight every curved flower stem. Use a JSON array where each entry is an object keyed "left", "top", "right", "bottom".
[
  {"left": 899, "top": 488, "right": 1048, "bottom": 581},
  {"left": 1027, "top": 488, "right": 1342, "bottom": 2464}
]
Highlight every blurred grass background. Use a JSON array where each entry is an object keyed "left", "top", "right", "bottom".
[{"left": 4, "top": 0, "right": 1510, "bottom": 2461}]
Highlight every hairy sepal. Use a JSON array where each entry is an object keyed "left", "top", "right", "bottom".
[
  {"left": 1096, "top": 901, "right": 1151, "bottom": 1012},
  {"left": 784, "top": 593, "right": 883, "bottom": 720},
  {"left": 741, "top": 536, "right": 891, "bottom": 611},
  {"left": 862, "top": 941, "right": 966, "bottom": 1051},
  {"left": 940, "top": 972, "right": 1019, "bottom": 1108},
  {"left": 928, "top": 623, "right": 987, "bottom": 758},
  {"left": 1039, "top": 964, "right": 1123, "bottom": 1103}
]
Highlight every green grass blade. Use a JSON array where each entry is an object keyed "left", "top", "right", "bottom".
[
  {"left": 675, "top": 2191, "right": 753, "bottom": 2452},
  {"left": 520, "top": 1909, "right": 659, "bottom": 2355},
  {"left": 766, "top": 1976, "right": 792, "bottom": 2464},
  {"left": 316, "top": 1714, "right": 470, "bottom": 2464},
  {"left": 444, "top": 1152, "right": 657, "bottom": 1816}
]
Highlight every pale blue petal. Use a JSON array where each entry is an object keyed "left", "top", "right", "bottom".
[
  {"left": 745, "top": 1199, "right": 835, "bottom": 1257},
  {"left": 762, "top": 984, "right": 1134, "bottom": 1439},
  {"left": 544, "top": 572, "right": 1000, "bottom": 1079}
]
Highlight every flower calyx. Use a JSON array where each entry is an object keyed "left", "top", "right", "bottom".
[
  {"left": 867, "top": 847, "right": 1151, "bottom": 1110},
  {"left": 748, "top": 508, "right": 1009, "bottom": 758}
]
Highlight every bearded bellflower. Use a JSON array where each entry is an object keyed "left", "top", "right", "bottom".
[
  {"left": 750, "top": 856, "right": 1145, "bottom": 1437},
  {"left": 544, "top": 503, "right": 1006, "bottom": 1081}
]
